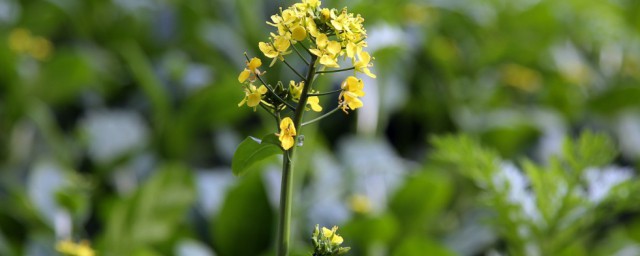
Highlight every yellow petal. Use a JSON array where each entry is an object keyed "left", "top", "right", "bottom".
[
  {"left": 309, "top": 49, "right": 323, "bottom": 57},
  {"left": 322, "top": 227, "right": 333, "bottom": 238},
  {"left": 247, "top": 92, "right": 262, "bottom": 107},
  {"left": 274, "top": 36, "right": 291, "bottom": 52},
  {"left": 248, "top": 57, "right": 262, "bottom": 71},
  {"left": 315, "top": 34, "right": 328, "bottom": 48},
  {"left": 280, "top": 136, "right": 294, "bottom": 150},
  {"left": 257, "top": 85, "right": 268, "bottom": 94},
  {"left": 327, "top": 41, "right": 342, "bottom": 56},
  {"left": 307, "top": 96, "right": 322, "bottom": 112},
  {"left": 363, "top": 68, "right": 377, "bottom": 78},
  {"left": 346, "top": 42, "right": 357, "bottom": 58},
  {"left": 320, "top": 55, "right": 339, "bottom": 68},
  {"left": 259, "top": 42, "right": 278, "bottom": 58},
  {"left": 238, "top": 69, "right": 250, "bottom": 83},
  {"left": 331, "top": 234, "right": 344, "bottom": 245},
  {"left": 291, "top": 26, "right": 307, "bottom": 41}
]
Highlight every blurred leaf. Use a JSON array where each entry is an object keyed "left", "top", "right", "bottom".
[
  {"left": 212, "top": 168, "right": 273, "bottom": 256},
  {"left": 588, "top": 86, "right": 640, "bottom": 114},
  {"left": 231, "top": 134, "right": 282, "bottom": 176},
  {"left": 341, "top": 214, "right": 398, "bottom": 248},
  {"left": 389, "top": 169, "right": 452, "bottom": 234},
  {"left": 100, "top": 164, "right": 196, "bottom": 254},
  {"left": 562, "top": 131, "right": 617, "bottom": 172},
  {"left": 480, "top": 125, "right": 540, "bottom": 158},
  {"left": 393, "top": 236, "right": 455, "bottom": 256}
]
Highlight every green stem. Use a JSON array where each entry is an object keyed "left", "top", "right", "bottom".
[
  {"left": 276, "top": 55, "right": 318, "bottom": 256},
  {"left": 307, "top": 89, "right": 342, "bottom": 96},
  {"left": 282, "top": 58, "right": 306, "bottom": 80},
  {"left": 301, "top": 105, "right": 341, "bottom": 126},
  {"left": 291, "top": 42, "right": 310, "bottom": 65},
  {"left": 316, "top": 66, "right": 355, "bottom": 74}
]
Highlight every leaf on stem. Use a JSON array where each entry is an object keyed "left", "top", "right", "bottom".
[{"left": 232, "top": 134, "right": 283, "bottom": 176}]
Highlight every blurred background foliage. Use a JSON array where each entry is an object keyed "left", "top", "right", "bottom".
[{"left": 1, "top": 0, "right": 640, "bottom": 255}]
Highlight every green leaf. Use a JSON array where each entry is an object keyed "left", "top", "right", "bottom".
[
  {"left": 212, "top": 169, "right": 273, "bottom": 256},
  {"left": 389, "top": 169, "right": 453, "bottom": 234},
  {"left": 232, "top": 134, "right": 282, "bottom": 176},
  {"left": 562, "top": 131, "right": 616, "bottom": 172},
  {"left": 99, "top": 164, "right": 196, "bottom": 255}
]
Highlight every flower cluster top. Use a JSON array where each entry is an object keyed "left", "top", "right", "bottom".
[
  {"left": 260, "top": 0, "right": 375, "bottom": 78},
  {"left": 237, "top": 0, "right": 375, "bottom": 150}
]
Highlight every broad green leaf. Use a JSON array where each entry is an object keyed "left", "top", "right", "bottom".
[
  {"left": 212, "top": 169, "right": 273, "bottom": 256},
  {"left": 99, "top": 164, "right": 196, "bottom": 255},
  {"left": 231, "top": 134, "right": 282, "bottom": 176}
]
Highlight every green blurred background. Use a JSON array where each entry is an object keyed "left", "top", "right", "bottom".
[{"left": 2, "top": 0, "right": 640, "bottom": 255}]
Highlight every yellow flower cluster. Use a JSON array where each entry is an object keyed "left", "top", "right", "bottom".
[
  {"left": 237, "top": 0, "right": 375, "bottom": 150},
  {"left": 260, "top": 0, "right": 375, "bottom": 78},
  {"left": 55, "top": 239, "right": 95, "bottom": 256},
  {"left": 8, "top": 28, "right": 53, "bottom": 60},
  {"left": 312, "top": 224, "right": 350, "bottom": 255}
]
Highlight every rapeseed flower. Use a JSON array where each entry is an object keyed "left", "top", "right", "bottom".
[
  {"left": 238, "top": 84, "right": 268, "bottom": 111},
  {"left": 277, "top": 117, "right": 297, "bottom": 150}
]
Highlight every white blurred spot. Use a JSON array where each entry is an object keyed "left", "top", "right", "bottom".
[
  {"left": 175, "top": 239, "right": 216, "bottom": 256},
  {"left": 584, "top": 166, "right": 633, "bottom": 203},
  {"left": 195, "top": 169, "right": 236, "bottom": 217},
  {"left": 82, "top": 110, "right": 149, "bottom": 164}
]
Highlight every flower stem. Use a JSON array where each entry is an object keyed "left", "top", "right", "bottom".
[
  {"left": 276, "top": 54, "right": 318, "bottom": 256},
  {"left": 316, "top": 66, "right": 355, "bottom": 74},
  {"left": 301, "top": 105, "right": 341, "bottom": 126},
  {"left": 307, "top": 89, "right": 342, "bottom": 96}
]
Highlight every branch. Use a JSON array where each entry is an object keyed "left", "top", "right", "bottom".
[
  {"left": 301, "top": 105, "right": 341, "bottom": 126},
  {"left": 307, "top": 89, "right": 342, "bottom": 96},
  {"left": 316, "top": 66, "right": 355, "bottom": 74}
]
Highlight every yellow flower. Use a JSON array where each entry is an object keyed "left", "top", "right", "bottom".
[
  {"left": 238, "top": 84, "right": 268, "bottom": 111},
  {"left": 354, "top": 51, "right": 376, "bottom": 78},
  {"left": 277, "top": 117, "right": 296, "bottom": 150},
  {"left": 56, "top": 239, "right": 95, "bottom": 256},
  {"left": 339, "top": 76, "right": 365, "bottom": 112},
  {"left": 310, "top": 34, "right": 342, "bottom": 68},
  {"left": 321, "top": 226, "right": 344, "bottom": 246},
  {"left": 349, "top": 194, "right": 372, "bottom": 214},
  {"left": 307, "top": 96, "right": 323, "bottom": 112},
  {"left": 259, "top": 42, "right": 279, "bottom": 59},
  {"left": 238, "top": 57, "right": 262, "bottom": 83},
  {"left": 259, "top": 34, "right": 292, "bottom": 66},
  {"left": 289, "top": 80, "right": 303, "bottom": 101}
]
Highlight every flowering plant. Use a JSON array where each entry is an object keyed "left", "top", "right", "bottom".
[{"left": 232, "top": 0, "right": 375, "bottom": 255}]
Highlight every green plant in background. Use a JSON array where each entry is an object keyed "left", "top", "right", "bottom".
[
  {"left": 430, "top": 131, "right": 640, "bottom": 256},
  {"left": 231, "top": 0, "right": 375, "bottom": 255}
]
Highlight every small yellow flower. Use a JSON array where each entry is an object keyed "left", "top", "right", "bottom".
[
  {"left": 307, "top": 96, "right": 323, "bottom": 112},
  {"left": 259, "top": 34, "right": 292, "bottom": 66},
  {"left": 339, "top": 76, "right": 365, "bottom": 112},
  {"left": 56, "top": 239, "right": 95, "bottom": 256},
  {"left": 259, "top": 42, "right": 279, "bottom": 59},
  {"left": 277, "top": 117, "right": 297, "bottom": 150},
  {"left": 238, "top": 84, "right": 268, "bottom": 111},
  {"left": 289, "top": 80, "right": 303, "bottom": 101},
  {"left": 354, "top": 51, "right": 376, "bottom": 78},
  {"left": 321, "top": 226, "right": 344, "bottom": 246},
  {"left": 349, "top": 194, "right": 372, "bottom": 214},
  {"left": 238, "top": 57, "right": 262, "bottom": 83},
  {"left": 310, "top": 34, "right": 342, "bottom": 68}
]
